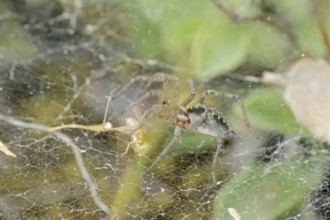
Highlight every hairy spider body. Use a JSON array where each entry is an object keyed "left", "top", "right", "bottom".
[
  {"left": 187, "top": 103, "right": 237, "bottom": 138},
  {"left": 167, "top": 103, "right": 236, "bottom": 137}
]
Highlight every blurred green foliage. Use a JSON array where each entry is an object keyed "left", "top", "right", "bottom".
[
  {"left": 212, "top": 156, "right": 326, "bottom": 220},
  {"left": 243, "top": 88, "right": 301, "bottom": 134},
  {"left": 0, "top": 2, "right": 36, "bottom": 59},
  {"left": 120, "top": 0, "right": 328, "bottom": 80},
  {"left": 1, "top": 0, "right": 330, "bottom": 219},
  {"left": 118, "top": 1, "right": 330, "bottom": 219}
]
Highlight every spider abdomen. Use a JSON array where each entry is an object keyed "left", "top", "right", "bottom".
[{"left": 187, "top": 103, "right": 237, "bottom": 138}]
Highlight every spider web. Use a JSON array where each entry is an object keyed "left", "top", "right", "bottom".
[{"left": 0, "top": 1, "right": 329, "bottom": 220}]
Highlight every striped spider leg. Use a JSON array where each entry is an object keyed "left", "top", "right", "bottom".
[
  {"left": 101, "top": 73, "right": 180, "bottom": 154},
  {"left": 102, "top": 72, "right": 180, "bottom": 129},
  {"left": 198, "top": 89, "right": 258, "bottom": 139},
  {"left": 197, "top": 90, "right": 259, "bottom": 182},
  {"left": 107, "top": 72, "right": 179, "bottom": 102}
]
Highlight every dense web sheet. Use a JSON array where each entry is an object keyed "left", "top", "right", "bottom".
[{"left": 0, "top": 1, "right": 329, "bottom": 220}]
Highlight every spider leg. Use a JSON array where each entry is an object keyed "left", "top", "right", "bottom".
[
  {"left": 122, "top": 141, "right": 135, "bottom": 156},
  {"left": 180, "top": 79, "right": 196, "bottom": 107},
  {"left": 103, "top": 89, "right": 117, "bottom": 126},
  {"left": 198, "top": 90, "right": 259, "bottom": 140},
  {"left": 205, "top": 112, "right": 225, "bottom": 183},
  {"left": 132, "top": 106, "right": 143, "bottom": 119},
  {"left": 144, "top": 126, "right": 181, "bottom": 174},
  {"left": 112, "top": 73, "right": 179, "bottom": 100},
  {"left": 122, "top": 137, "right": 145, "bottom": 156},
  {"left": 103, "top": 73, "right": 177, "bottom": 128},
  {"left": 186, "top": 111, "right": 207, "bottom": 131},
  {"left": 128, "top": 103, "right": 162, "bottom": 135},
  {"left": 121, "top": 117, "right": 141, "bottom": 156},
  {"left": 120, "top": 89, "right": 163, "bottom": 114},
  {"left": 137, "top": 80, "right": 153, "bottom": 96}
]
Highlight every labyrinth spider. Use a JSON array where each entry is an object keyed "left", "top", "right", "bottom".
[
  {"left": 106, "top": 73, "right": 257, "bottom": 181},
  {"left": 48, "top": 73, "right": 257, "bottom": 182}
]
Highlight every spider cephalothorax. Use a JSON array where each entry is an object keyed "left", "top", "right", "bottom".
[{"left": 172, "top": 106, "right": 190, "bottom": 130}]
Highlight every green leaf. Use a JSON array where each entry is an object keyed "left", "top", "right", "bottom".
[
  {"left": 242, "top": 88, "right": 301, "bottom": 134},
  {"left": 172, "top": 131, "right": 217, "bottom": 153},
  {"left": 189, "top": 25, "right": 249, "bottom": 79},
  {"left": 0, "top": 2, "right": 36, "bottom": 59},
  {"left": 121, "top": 0, "right": 250, "bottom": 80},
  {"left": 212, "top": 157, "right": 326, "bottom": 220}
]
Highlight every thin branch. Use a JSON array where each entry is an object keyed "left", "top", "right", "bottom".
[{"left": 211, "top": 0, "right": 300, "bottom": 50}]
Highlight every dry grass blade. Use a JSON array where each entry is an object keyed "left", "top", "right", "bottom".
[{"left": 0, "top": 140, "right": 16, "bottom": 158}]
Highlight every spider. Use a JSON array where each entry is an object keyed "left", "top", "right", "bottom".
[
  {"left": 104, "top": 73, "right": 257, "bottom": 182},
  {"left": 48, "top": 73, "right": 257, "bottom": 182}
]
